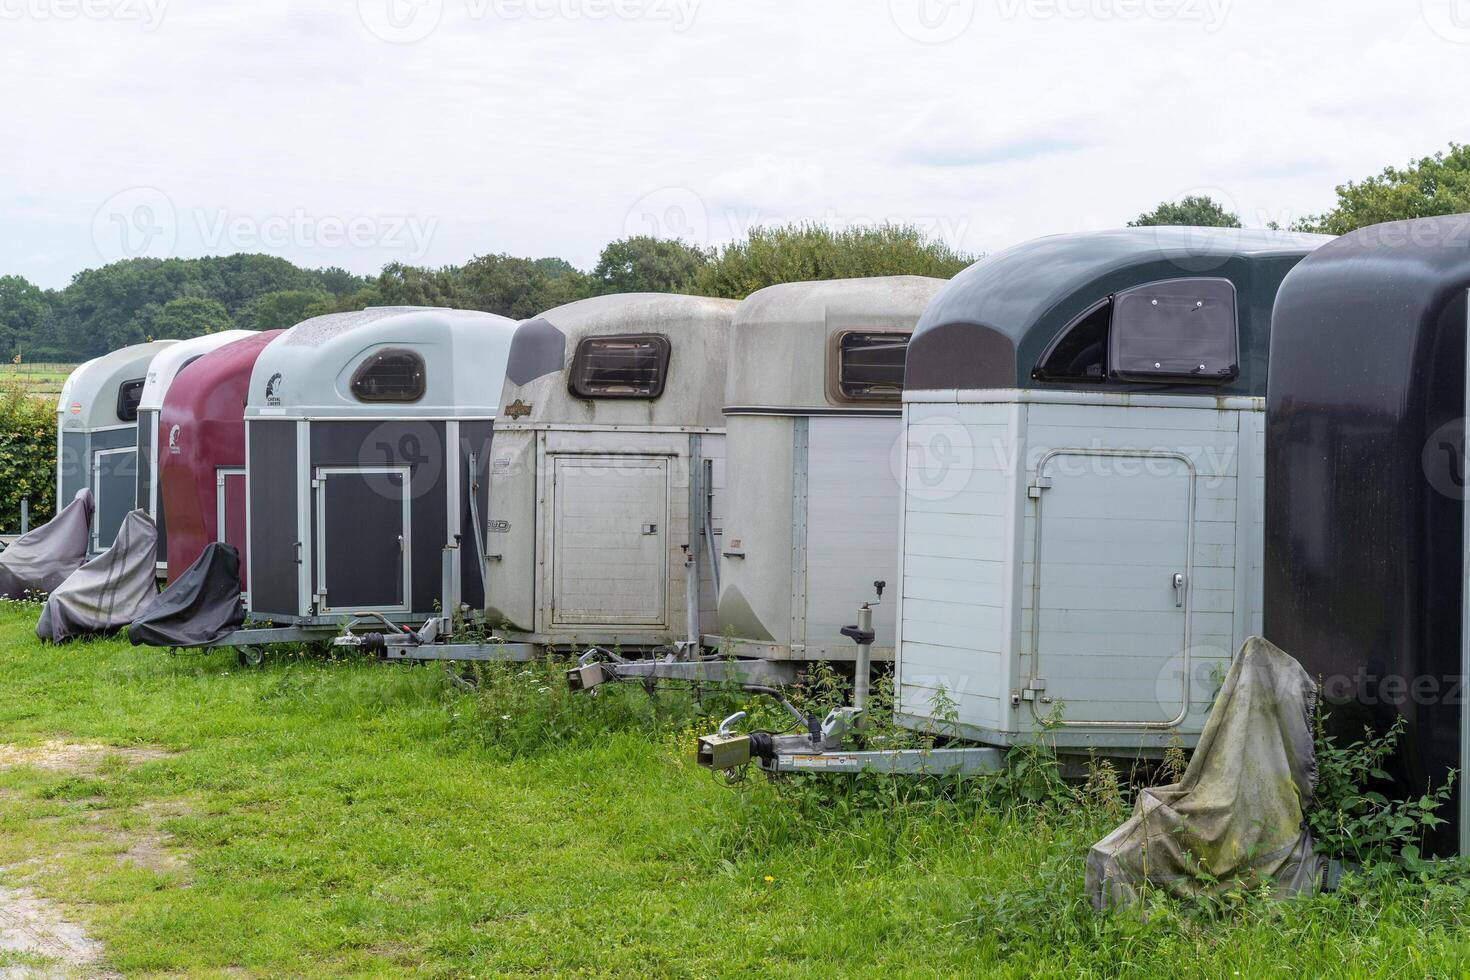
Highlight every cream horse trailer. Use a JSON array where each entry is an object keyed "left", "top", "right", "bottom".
[
  {"left": 244, "top": 307, "right": 518, "bottom": 626},
  {"left": 483, "top": 293, "right": 737, "bottom": 649},
  {"left": 894, "top": 228, "right": 1330, "bottom": 752},
  {"left": 57, "top": 340, "right": 177, "bottom": 556},
  {"left": 715, "top": 276, "right": 948, "bottom": 663},
  {"left": 135, "top": 330, "right": 256, "bottom": 572}
]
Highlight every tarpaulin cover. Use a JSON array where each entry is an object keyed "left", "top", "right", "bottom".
[
  {"left": 128, "top": 542, "right": 244, "bottom": 647},
  {"left": 1086, "top": 637, "right": 1325, "bottom": 909},
  {"left": 36, "top": 509, "right": 158, "bottom": 643},
  {"left": 0, "top": 489, "right": 94, "bottom": 598}
]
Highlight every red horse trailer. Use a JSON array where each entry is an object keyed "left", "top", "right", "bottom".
[{"left": 158, "top": 331, "right": 283, "bottom": 588}]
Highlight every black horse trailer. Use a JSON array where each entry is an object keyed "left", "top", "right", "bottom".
[
  {"left": 1265, "top": 213, "right": 1470, "bottom": 856},
  {"left": 244, "top": 307, "right": 519, "bottom": 626}
]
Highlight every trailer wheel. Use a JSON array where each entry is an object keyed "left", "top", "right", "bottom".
[{"left": 237, "top": 646, "right": 265, "bottom": 668}]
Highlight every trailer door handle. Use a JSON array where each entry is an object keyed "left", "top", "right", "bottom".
[
  {"left": 398, "top": 535, "right": 405, "bottom": 552},
  {"left": 1172, "top": 572, "right": 1185, "bottom": 607}
]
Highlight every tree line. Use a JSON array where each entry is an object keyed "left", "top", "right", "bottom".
[{"left": 4, "top": 141, "right": 1467, "bottom": 362}]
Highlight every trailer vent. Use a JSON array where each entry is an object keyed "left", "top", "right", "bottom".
[
  {"left": 116, "top": 378, "right": 146, "bottom": 422},
  {"left": 350, "top": 348, "right": 426, "bottom": 403},
  {"left": 569, "top": 334, "right": 670, "bottom": 399},
  {"left": 835, "top": 331, "right": 908, "bottom": 401}
]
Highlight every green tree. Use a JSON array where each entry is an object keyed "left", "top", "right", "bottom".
[
  {"left": 592, "top": 236, "right": 709, "bottom": 295},
  {"left": 0, "top": 276, "right": 50, "bottom": 359},
  {"left": 1128, "top": 195, "right": 1242, "bottom": 228},
  {"left": 140, "top": 296, "right": 235, "bottom": 339},
  {"left": 694, "top": 224, "right": 971, "bottom": 300},
  {"left": 238, "top": 289, "right": 333, "bottom": 331},
  {"left": 1293, "top": 143, "right": 1470, "bottom": 235},
  {"left": 456, "top": 254, "right": 593, "bottom": 319}
]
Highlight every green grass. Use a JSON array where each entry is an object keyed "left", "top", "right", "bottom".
[
  {"left": 0, "top": 602, "right": 1469, "bottom": 976},
  {"left": 3, "top": 362, "right": 76, "bottom": 399}
]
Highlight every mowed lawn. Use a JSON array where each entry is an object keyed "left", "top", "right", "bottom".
[{"left": 0, "top": 602, "right": 1469, "bottom": 976}]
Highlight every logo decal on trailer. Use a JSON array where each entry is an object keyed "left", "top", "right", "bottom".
[
  {"left": 265, "top": 372, "right": 283, "bottom": 407},
  {"left": 504, "top": 399, "right": 532, "bottom": 419},
  {"left": 69, "top": 402, "right": 82, "bottom": 415},
  {"left": 168, "top": 424, "right": 181, "bottom": 454}
]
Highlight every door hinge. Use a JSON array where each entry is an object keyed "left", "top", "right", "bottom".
[
  {"left": 1020, "top": 677, "right": 1048, "bottom": 702},
  {"left": 1027, "top": 477, "right": 1052, "bottom": 498}
]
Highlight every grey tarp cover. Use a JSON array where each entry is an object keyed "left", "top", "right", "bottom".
[
  {"left": 0, "top": 489, "right": 94, "bottom": 598},
  {"left": 128, "top": 543, "right": 244, "bottom": 647},
  {"left": 1086, "top": 637, "right": 1325, "bottom": 909},
  {"left": 36, "top": 509, "right": 158, "bottom": 643}
]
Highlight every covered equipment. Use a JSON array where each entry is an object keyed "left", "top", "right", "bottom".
[
  {"left": 1086, "top": 637, "right": 1324, "bottom": 908},
  {"left": 135, "top": 330, "right": 256, "bottom": 571},
  {"left": 128, "top": 542, "right": 245, "bottom": 647},
  {"left": 57, "top": 340, "right": 176, "bottom": 556},
  {"left": 245, "top": 307, "right": 518, "bottom": 625},
  {"left": 895, "top": 228, "right": 1330, "bottom": 751},
  {"left": 158, "top": 331, "right": 283, "bottom": 588},
  {"left": 484, "top": 293, "right": 737, "bottom": 648},
  {"left": 36, "top": 509, "right": 159, "bottom": 643},
  {"left": 1264, "top": 214, "right": 1470, "bottom": 856},
  {"left": 0, "top": 489, "right": 95, "bottom": 598},
  {"left": 716, "top": 276, "right": 946, "bottom": 662}
]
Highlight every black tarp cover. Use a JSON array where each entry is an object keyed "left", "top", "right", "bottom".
[
  {"left": 128, "top": 542, "right": 244, "bottom": 647},
  {"left": 36, "top": 509, "right": 158, "bottom": 643},
  {"left": 0, "top": 489, "right": 94, "bottom": 598}
]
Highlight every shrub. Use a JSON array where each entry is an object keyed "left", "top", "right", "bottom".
[{"left": 0, "top": 377, "right": 55, "bottom": 532}]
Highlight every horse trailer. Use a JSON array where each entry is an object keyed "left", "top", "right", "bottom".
[
  {"left": 893, "top": 227, "right": 1330, "bottom": 752},
  {"left": 715, "top": 276, "right": 947, "bottom": 662},
  {"left": 136, "top": 330, "right": 256, "bottom": 571},
  {"left": 1264, "top": 214, "right": 1470, "bottom": 856},
  {"left": 244, "top": 307, "right": 518, "bottom": 625},
  {"left": 158, "top": 330, "right": 284, "bottom": 589},
  {"left": 483, "top": 293, "right": 738, "bottom": 649},
  {"left": 57, "top": 340, "right": 178, "bottom": 556}
]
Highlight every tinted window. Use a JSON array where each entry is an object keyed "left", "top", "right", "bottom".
[
  {"left": 569, "top": 335, "right": 670, "bottom": 399},
  {"left": 350, "top": 348, "right": 426, "bottom": 403},
  {"left": 836, "top": 332, "right": 909, "bottom": 400},
  {"left": 1034, "top": 300, "right": 1111, "bottom": 383},
  {"left": 1110, "top": 278, "right": 1238, "bottom": 383},
  {"left": 116, "top": 378, "right": 145, "bottom": 422}
]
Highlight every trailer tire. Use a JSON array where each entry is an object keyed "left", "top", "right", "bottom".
[{"left": 237, "top": 646, "right": 265, "bottom": 668}]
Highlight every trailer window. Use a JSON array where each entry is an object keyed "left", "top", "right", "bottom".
[
  {"left": 569, "top": 335, "right": 670, "bottom": 399},
  {"left": 116, "top": 378, "right": 145, "bottom": 422},
  {"left": 350, "top": 348, "right": 426, "bottom": 402},
  {"left": 1034, "top": 299, "right": 1111, "bottom": 383},
  {"left": 835, "top": 331, "right": 909, "bottom": 401},
  {"left": 1110, "top": 278, "right": 1238, "bottom": 383}
]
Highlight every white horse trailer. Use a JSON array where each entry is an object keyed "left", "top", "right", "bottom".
[
  {"left": 57, "top": 340, "right": 177, "bottom": 557},
  {"left": 244, "top": 307, "right": 518, "bottom": 626},
  {"left": 715, "top": 276, "right": 948, "bottom": 663},
  {"left": 135, "top": 330, "right": 256, "bottom": 571},
  {"left": 893, "top": 228, "right": 1330, "bottom": 752},
  {"left": 483, "top": 293, "right": 737, "bottom": 649}
]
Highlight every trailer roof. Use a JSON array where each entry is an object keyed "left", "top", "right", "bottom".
[
  {"left": 906, "top": 227, "right": 1332, "bottom": 397},
  {"left": 164, "top": 330, "right": 283, "bottom": 424},
  {"left": 726, "top": 276, "right": 948, "bottom": 412},
  {"left": 246, "top": 307, "right": 519, "bottom": 419},
  {"left": 500, "top": 292, "right": 739, "bottom": 429},
  {"left": 139, "top": 330, "right": 257, "bottom": 413},
  {"left": 57, "top": 340, "right": 179, "bottom": 431}
]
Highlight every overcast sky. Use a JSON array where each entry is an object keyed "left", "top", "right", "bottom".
[{"left": 1, "top": 0, "right": 1465, "bottom": 289}]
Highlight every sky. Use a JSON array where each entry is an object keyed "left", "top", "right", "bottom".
[{"left": 1, "top": 0, "right": 1466, "bottom": 289}]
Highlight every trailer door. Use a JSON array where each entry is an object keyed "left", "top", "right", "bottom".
[
  {"left": 315, "top": 466, "right": 411, "bottom": 614},
  {"left": 217, "top": 467, "right": 248, "bottom": 591},
  {"left": 1030, "top": 451, "right": 1194, "bottom": 727},
  {"left": 550, "top": 454, "right": 668, "bottom": 628},
  {"left": 92, "top": 446, "right": 137, "bottom": 554}
]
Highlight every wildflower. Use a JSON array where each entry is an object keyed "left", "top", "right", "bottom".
[
  {"left": 763, "top": 875, "right": 774, "bottom": 884},
  {"left": 500, "top": 715, "right": 511, "bottom": 721}
]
